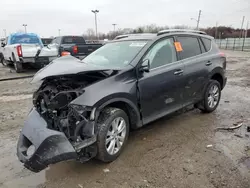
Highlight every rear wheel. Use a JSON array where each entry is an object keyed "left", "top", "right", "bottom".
[
  {"left": 12, "top": 55, "right": 23, "bottom": 73},
  {"left": 0, "top": 54, "right": 7, "bottom": 66},
  {"left": 96, "top": 107, "right": 129, "bottom": 162},
  {"left": 197, "top": 80, "right": 221, "bottom": 113}
]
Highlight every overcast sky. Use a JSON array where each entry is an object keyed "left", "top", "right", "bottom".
[{"left": 0, "top": 0, "right": 249, "bottom": 37}]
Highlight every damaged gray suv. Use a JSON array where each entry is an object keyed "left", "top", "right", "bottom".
[{"left": 17, "top": 29, "right": 227, "bottom": 172}]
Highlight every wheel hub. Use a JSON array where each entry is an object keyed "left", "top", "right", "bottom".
[
  {"left": 208, "top": 84, "right": 219, "bottom": 108},
  {"left": 105, "top": 117, "right": 126, "bottom": 155}
]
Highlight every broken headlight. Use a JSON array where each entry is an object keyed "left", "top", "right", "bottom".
[{"left": 70, "top": 104, "right": 88, "bottom": 115}]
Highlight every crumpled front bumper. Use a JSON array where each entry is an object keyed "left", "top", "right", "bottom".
[{"left": 17, "top": 109, "right": 78, "bottom": 172}]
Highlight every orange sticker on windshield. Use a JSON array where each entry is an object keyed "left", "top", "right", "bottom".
[{"left": 174, "top": 42, "right": 183, "bottom": 52}]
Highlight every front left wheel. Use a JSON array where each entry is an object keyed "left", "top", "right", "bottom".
[{"left": 96, "top": 107, "right": 129, "bottom": 162}]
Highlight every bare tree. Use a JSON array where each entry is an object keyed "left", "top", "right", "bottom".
[{"left": 86, "top": 28, "right": 95, "bottom": 40}]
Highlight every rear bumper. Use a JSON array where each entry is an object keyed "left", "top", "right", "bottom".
[
  {"left": 20, "top": 56, "right": 57, "bottom": 66},
  {"left": 17, "top": 109, "right": 77, "bottom": 172}
]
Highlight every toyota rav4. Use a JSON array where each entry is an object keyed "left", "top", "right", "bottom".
[{"left": 17, "top": 29, "right": 227, "bottom": 172}]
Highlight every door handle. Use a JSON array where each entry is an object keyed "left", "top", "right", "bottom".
[
  {"left": 174, "top": 69, "right": 184, "bottom": 75},
  {"left": 206, "top": 61, "right": 212, "bottom": 66}
]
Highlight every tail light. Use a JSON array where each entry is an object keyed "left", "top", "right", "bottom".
[
  {"left": 17, "top": 45, "right": 22, "bottom": 57},
  {"left": 219, "top": 51, "right": 226, "bottom": 69},
  {"left": 219, "top": 51, "right": 225, "bottom": 57},
  {"left": 61, "top": 51, "right": 71, "bottom": 56},
  {"left": 73, "top": 46, "right": 78, "bottom": 54}
]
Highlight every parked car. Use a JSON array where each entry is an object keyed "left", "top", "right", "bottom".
[
  {"left": 17, "top": 29, "right": 227, "bottom": 172},
  {"left": 1, "top": 33, "right": 58, "bottom": 72},
  {"left": 0, "top": 38, "right": 6, "bottom": 65},
  {"left": 46, "top": 36, "right": 102, "bottom": 60}
]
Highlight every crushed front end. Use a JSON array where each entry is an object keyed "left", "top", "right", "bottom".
[{"left": 17, "top": 73, "right": 108, "bottom": 172}]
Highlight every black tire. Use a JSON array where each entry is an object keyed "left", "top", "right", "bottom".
[
  {"left": 96, "top": 107, "right": 129, "bottom": 162},
  {"left": 197, "top": 80, "right": 221, "bottom": 113},
  {"left": 12, "top": 55, "right": 23, "bottom": 73},
  {"left": 0, "top": 54, "right": 7, "bottom": 66}
]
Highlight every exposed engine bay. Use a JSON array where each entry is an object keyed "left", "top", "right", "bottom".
[{"left": 32, "top": 72, "right": 108, "bottom": 144}]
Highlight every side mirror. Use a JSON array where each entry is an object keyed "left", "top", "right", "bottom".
[{"left": 140, "top": 59, "right": 150, "bottom": 73}]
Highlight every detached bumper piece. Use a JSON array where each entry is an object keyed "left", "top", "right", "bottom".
[{"left": 17, "top": 109, "right": 77, "bottom": 172}]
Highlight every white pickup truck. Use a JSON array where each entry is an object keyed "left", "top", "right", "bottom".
[{"left": 0, "top": 33, "right": 58, "bottom": 72}]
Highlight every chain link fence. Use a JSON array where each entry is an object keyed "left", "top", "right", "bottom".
[{"left": 215, "top": 38, "right": 250, "bottom": 51}]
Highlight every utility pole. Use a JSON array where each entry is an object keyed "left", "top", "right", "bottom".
[
  {"left": 58, "top": 29, "right": 61, "bottom": 36},
  {"left": 91, "top": 10, "right": 99, "bottom": 40},
  {"left": 215, "top": 22, "right": 218, "bottom": 40},
  {"left": 239, "top": 16, "right": 245, "bottom": 39},
  {"left": 244, "top": 21, "right": 249, "bottom": 38},
  {"left": 22, "top": 24, "right": 27, "bottom": 33},
  {"left": 242, "top": 21, "right": 249, "bottom": 51},
  {"left": 197, "top": 10, "right": 201, "bottom": 30},
  {"left": 3, "top": 29, "right": 6, "bottom": 38},
  {"left": 112, "top": 24, "right": 117, "bottom": 32}
]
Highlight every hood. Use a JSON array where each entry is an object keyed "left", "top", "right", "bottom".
[{"left": 31, "top": 56, "right": 114, "bottom": 83}]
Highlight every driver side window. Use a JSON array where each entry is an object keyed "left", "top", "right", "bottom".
[{"left": 144, "top": 38, "right": 177, "bottom": 69}]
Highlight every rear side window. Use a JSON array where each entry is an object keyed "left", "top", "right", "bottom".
[
  {"left": 177, "top": 36, "right": 201, "bottom": 59},
  {"left": 62, "top": 36, "right": 86, "bottom": 44},
  {"left": 201, "top": 38, "right": 212, "bottom": 52}
]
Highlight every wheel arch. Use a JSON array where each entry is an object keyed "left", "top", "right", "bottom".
[
  {"left": 209, "top": 67, "right": 226, "bottom": 90},
  {"left": 211, "top": 73, "right": 223, "bottom": 89},
  {"left": 12, "top": 52, "right": 16, "bottom": 62},
  {"left": 95, "top": 98, "right": 142, "bottom": 130}
]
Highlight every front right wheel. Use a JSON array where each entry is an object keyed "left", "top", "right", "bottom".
[
  {"left": 96, "top": 107, "right": 129, "bottom": 162},
  {"left": 197, "top": 80, "right": 221, "bottom": 113}
]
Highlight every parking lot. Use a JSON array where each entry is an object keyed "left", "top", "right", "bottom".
[{"left": 0, "top": 50, "right": 250, "bottom": 188}]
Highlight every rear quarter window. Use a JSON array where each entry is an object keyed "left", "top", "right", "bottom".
[
  {"left": 201, "top": 38, "right": 212, "bottom": 52},
  {"left": 62, "top": 37, "right": 86, "bottom": 44},
  {"left": 177, "top": 36, "right": 202, "bottom": 59}
]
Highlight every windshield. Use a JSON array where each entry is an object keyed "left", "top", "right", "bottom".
[
  {"left": 83, "top": 40, "right": 147, "bottom": 68},
  {"left": 9, "top": 34, "right": 43, "bottom": 46}
]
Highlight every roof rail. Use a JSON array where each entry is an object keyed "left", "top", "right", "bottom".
[
  {"left": 114, "top": 35, "right": 129, "bottom": 40},
  {"left": 157, "top": 29, "right": 207, "bottom": 36},
  {"left": 114, "top": 33, "right": 155, "bottom": 40}
]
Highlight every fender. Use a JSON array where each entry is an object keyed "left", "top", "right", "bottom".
[
  {"left": 95, "top": 97, "right": 142, "bottom": 129},
  {"left": 200, "top": 67, "right": 226, "bottom": 96},
  {"left": 209, "top": 67, "right": 224, "bottom": 79},
  {"left": 70, "top": 70, "right": 142, "bottom": 128}
]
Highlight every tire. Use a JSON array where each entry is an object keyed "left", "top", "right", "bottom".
[
  {"left": 0, "top": 54, "right": 7, "bottom": 66},
  {"left": 12, "top": 55, "right": 23, "bottom": 73},
  {"left": 96, "top": 107, "right": 129, "bottom": 162},
  {"left": 197, "top": 80, "right": 221, "bottom": 113}
]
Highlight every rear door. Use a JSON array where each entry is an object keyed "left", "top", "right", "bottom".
[
  {"left": 176, "top": 35, "right": 211, "bottom": 106},
  {"left": 138, "top": 37, "right": 185, "bottom": 124}
]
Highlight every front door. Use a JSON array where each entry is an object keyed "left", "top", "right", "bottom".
[{"left": 138, "top": 37, "right": 185, "bottom": 124}]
